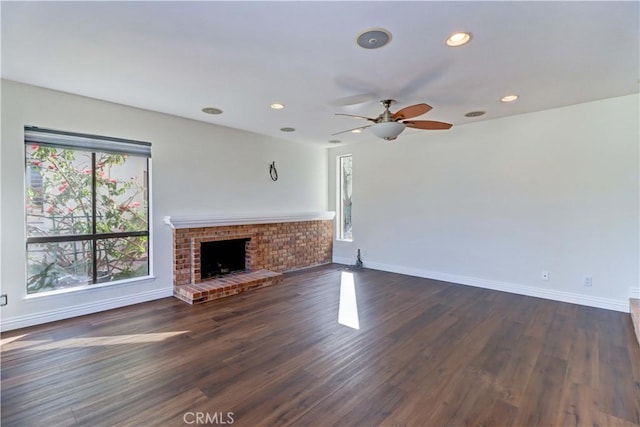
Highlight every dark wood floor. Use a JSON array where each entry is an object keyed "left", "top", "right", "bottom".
[{"left": 2, "top": 264, "right": 639, "bottom": 426}]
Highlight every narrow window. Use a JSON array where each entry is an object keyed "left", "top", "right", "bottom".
[
  {"left": 24, "top": 126, "right": 151, "bottom": 294},
  {"left": 338, "top": 154, "right": 353, "bottom": 241}
]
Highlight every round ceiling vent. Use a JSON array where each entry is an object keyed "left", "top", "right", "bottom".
[{"left": 356, "top": 28, "right": 392, "bottom": 49}]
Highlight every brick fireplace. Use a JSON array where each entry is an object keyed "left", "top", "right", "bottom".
[
  {"left": 165, "top": 212, "right": 335, "bottom": 304},
  {"left": 200, "top": 238, "right": 250, "bottom": 280}
]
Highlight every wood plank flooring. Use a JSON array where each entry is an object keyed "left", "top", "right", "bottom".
[{"left": 2, "top": 264, "right": 639, "bottom": 426}]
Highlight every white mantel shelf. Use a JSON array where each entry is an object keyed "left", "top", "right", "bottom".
[{"left": 163, "top": 211, "right": 336, "bottom": 229}]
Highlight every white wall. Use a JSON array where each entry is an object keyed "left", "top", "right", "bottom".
[
  {"left": 329, "top": 94, "right": 639, "bottom": 312},
  {"left": 1, "top": 80, "right": 328, "bottom": 330}
]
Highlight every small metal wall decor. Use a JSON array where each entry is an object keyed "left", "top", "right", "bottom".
[{"left": 269, "top": 161, "right": 278, "bottom": 181}]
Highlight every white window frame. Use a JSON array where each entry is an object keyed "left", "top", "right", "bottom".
[
  {"left": 337, "top": 154, "right": 353, "bottom": 241},
  {"left": 24, "top": 126, "right": 153, "bottom": 296}
]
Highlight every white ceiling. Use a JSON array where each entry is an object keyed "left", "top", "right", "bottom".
[{"left": 2, "top": 1, "right": 638, "bottom": 146}]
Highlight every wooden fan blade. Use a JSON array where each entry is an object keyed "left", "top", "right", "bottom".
[
  {"left": 330, "top": 93, "right": 378, "bottom": 107},
  {"left": 403, "top": 120, "right": 453, "bottom": 130},
  {"left": 335, "top": 113, "right": 377, "bottom": 122},
  {"left": 335, "top": 113, "right": 376, "bottom": 122},
  {"left": 331, "top": 125, "right": 371, "bottom": 136},
  {"left": 392, "top": 103, "right": 432, "bottom": 120}
]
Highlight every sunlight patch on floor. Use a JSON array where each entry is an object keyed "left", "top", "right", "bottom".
[
  {"left": 1, "top": 331, "right": 189, "bottom": 351},
  {"left": 338, "top": 271, "right": 360, "bottom": 330},
  {"left": 0, "top": 334, "right": 37, "bottom": 350}
]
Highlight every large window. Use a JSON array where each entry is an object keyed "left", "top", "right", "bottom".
[
  {"left": 24, "top": 127, "right": 151, "bottom": 295},
  {"left": 338, "top": 154, "right": 352, "bottom": 241}
]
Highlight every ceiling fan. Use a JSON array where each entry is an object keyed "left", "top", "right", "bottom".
[{"left": 333, "top": 99, "right": 452, "bottom": 141}]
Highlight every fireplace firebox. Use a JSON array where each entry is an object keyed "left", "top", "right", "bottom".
[{"left": 200, "top": 238, "right": 250, "bottom": 280}]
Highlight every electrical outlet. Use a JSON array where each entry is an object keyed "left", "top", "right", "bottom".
[
  {"left": 541, "top": 271, "right": 549, "bottom": 281},
  {"left": 0, "top": 294, "right": 7, "bottom": 306},
  {"left": 584, "top": 276, "right": 593, "bottom": 287}
]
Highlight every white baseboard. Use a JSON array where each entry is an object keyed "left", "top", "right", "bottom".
[
  {"left": 631, "top": 287, "right": 640, "bottom": 300},
  {"left": 333, "top": 256, "right": 354, "bottom": 265},
  {"left": 1, "top": 288, "right": 174, "bottom": 332},
  {"left": 363, "top": 260, "right": 629, "bottom": 313}
]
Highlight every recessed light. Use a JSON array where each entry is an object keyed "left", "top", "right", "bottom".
[
  {"left": 351, "top": 128, "right": 363, "bottom": 134},
  {"left": 446, "top": 32, "right": 472, "bottom": 47},
  {"left": 280, "top": 127, "right": 295, "bottom": 132},
  {"left": 356, "top": 28, "right": 392, "bottom": 49},
  {"left": 501, "top": 94, "right": 519, "bottom": 103},
  {"left": 328, "top": 140, "right": 341, "bottom": 144},
  {"left": 465, "top": 111, "right": 486, "bottom": 117},
  {"left": 202, "top": 107, "right": 223, "bottom": 115},
  {"left": 270, "top": 103, "right": 285, "bottom": 110}
]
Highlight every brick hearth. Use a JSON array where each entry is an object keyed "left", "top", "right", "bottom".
[
  {"left": 174, "top": 270, "right": 283, "bottom": 304},
  {"left": 166, "top": 212, "right": 334, "bottom": 305}
]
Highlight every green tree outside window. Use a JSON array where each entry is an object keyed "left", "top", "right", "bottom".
[{"left": 26, "top": 143, "right": 149, "bottom": 294}]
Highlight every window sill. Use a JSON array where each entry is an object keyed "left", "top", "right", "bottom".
[
  {"left": 335, "top": 238, "right": 353, "bottom": 243},
  {"left": 23, "top": 275, "right": 156, "bottom": 300}
]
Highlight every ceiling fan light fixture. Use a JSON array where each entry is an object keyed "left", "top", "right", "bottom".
[
  {"left": 370, "top": 122, "right": 406, "bottom": 140},
  {"left": 446, "top": 32, "right": 472, "bottom": 47}
]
